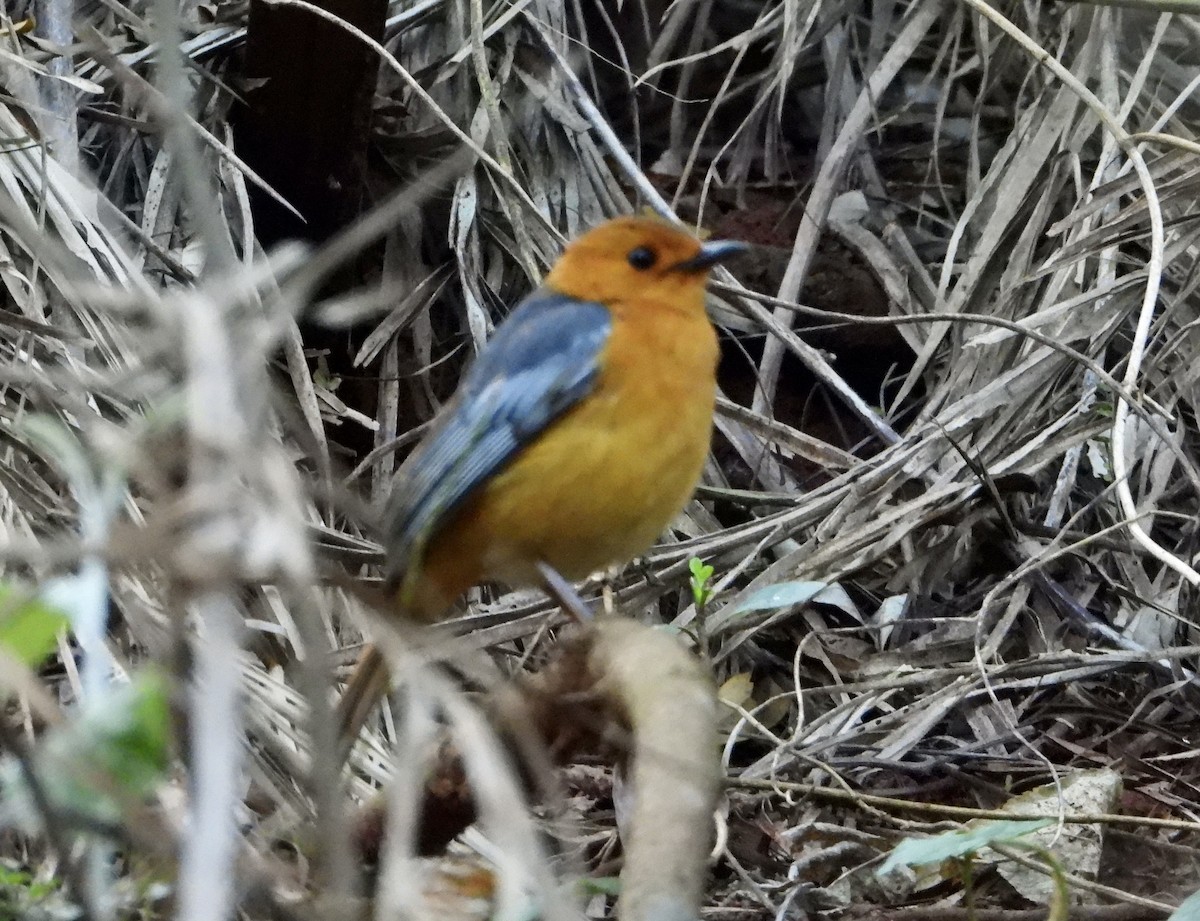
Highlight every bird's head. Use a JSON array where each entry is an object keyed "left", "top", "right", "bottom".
[{"left": 545, "top": 216, "right": 745, "bottom": 310}]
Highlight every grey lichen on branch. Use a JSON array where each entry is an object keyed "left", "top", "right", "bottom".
[
  {"left": 588, "top": 619, "right": 721, "bottom": 921},
  {"left": 492, "top": 618, "right": 721, "bottom": 921},
  {"left": 352, "top": 617, "right": 722, "bottom": 921}
]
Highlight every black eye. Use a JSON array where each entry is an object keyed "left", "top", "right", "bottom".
[{"left": 627, "top": 246, "right": 657, "bottom": 270}]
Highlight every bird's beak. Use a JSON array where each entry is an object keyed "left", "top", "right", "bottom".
[{"left": 672, "top": 239, "right": 748, "bottom": 273}]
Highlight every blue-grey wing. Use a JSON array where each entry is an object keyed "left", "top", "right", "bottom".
[{"left": 383, "top": 290, "right": 612, "bottom": 581}]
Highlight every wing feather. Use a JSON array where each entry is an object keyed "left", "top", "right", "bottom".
[{"left": 383, "top": 290, "right": 611, "bottom": 584}]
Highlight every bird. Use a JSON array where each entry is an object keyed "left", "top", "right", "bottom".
[{"left": 337, "top": 215, "right": 745, "bottom": 741}]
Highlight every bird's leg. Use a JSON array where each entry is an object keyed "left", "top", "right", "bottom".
[
  {"left": 600, "top": 565, "right": 619, "bottom": 616},
  {"left": 535, "top": 561, "right": 593, "bottom": 624},
  {"left": 632, "top": 555, "right": 662, "bottom": 587}
]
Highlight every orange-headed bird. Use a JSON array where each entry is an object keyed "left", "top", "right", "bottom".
[{"left": 338, "top": 216, "right": 744, "bottom": 738}]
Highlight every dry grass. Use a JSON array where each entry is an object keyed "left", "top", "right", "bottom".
[{"left": 2, "top": 0, "right": 1200, "bottom": 917}]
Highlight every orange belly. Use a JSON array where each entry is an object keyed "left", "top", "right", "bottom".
[{"left": 410, "top": 300, "right": 718, "bottom": 616}]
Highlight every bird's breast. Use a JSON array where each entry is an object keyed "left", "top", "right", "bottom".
[{"left": 469, "top": 303, "right": 719, "bottom": 583}]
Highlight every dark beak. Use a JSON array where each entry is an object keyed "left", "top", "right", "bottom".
[{"left": 672, "top": 239, "right": 748, "bottom": 272}]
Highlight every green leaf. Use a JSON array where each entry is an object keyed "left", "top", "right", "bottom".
[
  {"left": 688, "top": 557, "right": 714, "bottom": 607},
  {"left": 732, "top": 581, "right": 830, "bottom": 614},
  {"left": 0, "top": 865, "right": 31, "bottom": 889},
  {"left": 0, "top": 670, "right": 172, "bottom": 830},
  {"left": 579, "top": 876, "right": 622, "bottom": 896},
  {"left": 0, "top": 585, "right": 67, "bottom": 667},
  {"left": 1168, "top": 887, "right": 1200, "bottom": 921},
  {"left": 86, "top": 671, "right": 171, "bottom": 794},
  {"left": 878, "top": 819, "right": 1054, "bottom": 875},
  {"left": 0, "top": 860, "right": 59, "bottom": 911}
]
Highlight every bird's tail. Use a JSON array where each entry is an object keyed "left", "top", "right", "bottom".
[{"left": 336, "top": 643, "right": 389, "bottom": 752}]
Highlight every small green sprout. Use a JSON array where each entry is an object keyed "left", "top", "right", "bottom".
[{"left": 688, "top": 557, "right": 715, "bottom": 611}]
